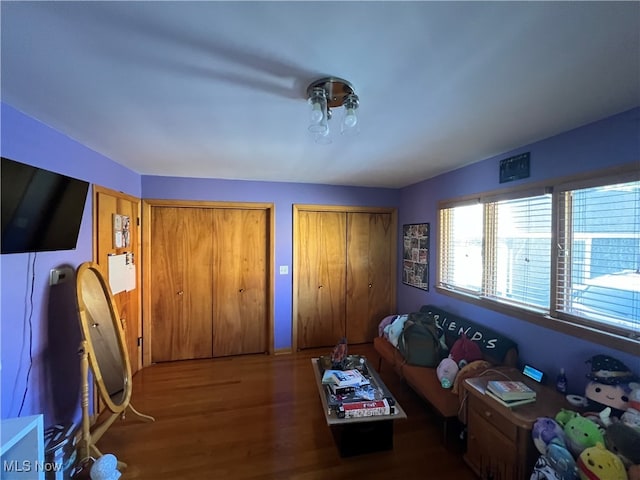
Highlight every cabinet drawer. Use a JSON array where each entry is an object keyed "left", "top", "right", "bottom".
[
  {"left": 467, "top": 404, "right": 518, "bottom": 479},
  {"left": 469, "top": 395, "right": 517, "bottom": 441}
]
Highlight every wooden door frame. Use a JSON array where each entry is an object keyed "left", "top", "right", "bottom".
[
  {"left": 292, "top": 204, "right": 397, "bottom": 352},
  {"left": 93, "top": 185, "right": 143, "bottom": 371},
  {"left": 142, "top": 199, "right": 275, "bottom": 366}
]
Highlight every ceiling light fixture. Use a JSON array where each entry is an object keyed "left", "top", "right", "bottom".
[{"left": 307, "top": 77, "right": 359, "bottom": 144}]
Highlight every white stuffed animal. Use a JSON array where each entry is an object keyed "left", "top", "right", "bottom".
[{"left": 90, "top": 454, "right": 121, "bottom": 480}]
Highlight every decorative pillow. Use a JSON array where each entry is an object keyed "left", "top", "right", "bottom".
[{"left": 420, "top": 305, "right": 518, "bottom": 364}]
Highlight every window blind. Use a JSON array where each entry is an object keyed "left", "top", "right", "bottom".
[
  {"left": 439, "top": 203, "right": 483, "bottom": 293},
  {"left": 555, "top": 180, "right": 640, "bottom": 333},
  {"left": 491, "top": 195, "right": 552, "bottom": 309}
]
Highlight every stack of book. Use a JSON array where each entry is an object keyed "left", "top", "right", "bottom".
[
  {"left": 341, "top": 399, "right": 391, "bottom": 418},
  {"left": 322, "top": 368, "right": 369, "bottom": 395},
  {"left": 485, "top": 380, "right": 537, "bottom": 408}
]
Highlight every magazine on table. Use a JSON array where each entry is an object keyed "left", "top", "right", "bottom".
[{"left": 322, "top": 368, "right": 368, "bottom": 387}]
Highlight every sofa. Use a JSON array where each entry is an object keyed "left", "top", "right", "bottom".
[{"left": 374, "top": 305, "right": 519, "bottom": 426}]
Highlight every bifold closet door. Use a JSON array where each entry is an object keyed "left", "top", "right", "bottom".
[
  {"left": 212, "top": 208, "right": 268, "bottom": 357},
  {"left": 150, "top": 207, "right": 214, "bottom": 362},
  {"left": 346, "top": 212, "right": 395, "bottom": 343},
  {"left": 296, "top": 211, "right": 347, "bottom": 349}
]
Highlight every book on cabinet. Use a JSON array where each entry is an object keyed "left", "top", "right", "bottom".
[{"left": 486, "top": 380, "right": 536, "bottom": 401}]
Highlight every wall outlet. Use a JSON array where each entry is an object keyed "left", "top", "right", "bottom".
[
  {"left": 279, "top": 265, "right": 289, "bottom": 275},
  {"left": 50, "top": 267, "right": 73, "bottom": 286}
]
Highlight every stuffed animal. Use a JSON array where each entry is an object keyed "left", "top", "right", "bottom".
[
  {"left": 564, "top": 415, "right": 605, "bottom": 457},
  {"left": 577, "top": 443, "right": 628, "bottom": 480},
  {"left": 436, "top": 357, "right": 458, "bottom": 389},
  {"left": 629, "top": 383, "right": 640, "bottom": 411},
  {"left": 531, "top": 455, "right": 563, "bottom": 480},
  {"left": 546, "top": 443, "right": 579, "bottom": 480},
  {"left": 621, "top": 408, "right": 640, "bottom": 430},
  {"left": 556, "top": 409, "right": 579, "bottom": 428},
  {"left": 585, "top": 355, "right": 638, "bottom": 415},
  {"left": 605, "top": 421, "right": 640, "bottom": 467},
  {"left": 449, "top": 333, "right": 482, "bottom": 368},
  {"left": 90, "top": 454, "right": 121, "bottom": 480},
  {"left": 533, "top": 417, "right": 567, "bottom": 455}
]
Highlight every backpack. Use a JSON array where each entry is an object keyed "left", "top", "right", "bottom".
[{"left": 397, "top": 312, "right": 445, "bottom": 367}]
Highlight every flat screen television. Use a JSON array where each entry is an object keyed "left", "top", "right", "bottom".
[{"left": 1, "top": 157, "right": 90, "bottom": 254}]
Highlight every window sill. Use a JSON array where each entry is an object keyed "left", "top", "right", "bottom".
[{"left": 435, "top": 286, "right": 639, "bottom": 356}]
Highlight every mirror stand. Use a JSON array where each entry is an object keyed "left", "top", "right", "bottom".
[
  {"left": 75, "top": 262, "right": 154, "bottom": 471},
  {"left": 78, "top": 341, "right": 154, "bottom": 469}
]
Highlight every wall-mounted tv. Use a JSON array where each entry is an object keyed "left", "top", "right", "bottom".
[{"left": 1, "top": 157, "right": 90, "bottom": 254}]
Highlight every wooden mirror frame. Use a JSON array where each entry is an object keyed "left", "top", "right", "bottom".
[{"left": 75, "top": 262, "right": 153, "bottom": 467}]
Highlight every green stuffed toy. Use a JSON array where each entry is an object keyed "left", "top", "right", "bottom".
[{"left": 564, "top": 414, "right": 605, "bottom": 457}]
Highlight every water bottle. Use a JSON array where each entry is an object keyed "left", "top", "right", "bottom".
[{"left": 556, "top": 368, "right": 568, "bottom": 394}]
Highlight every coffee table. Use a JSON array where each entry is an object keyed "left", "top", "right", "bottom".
[{"left": 311, "top": 356, "right": 407, "bottom": 456}]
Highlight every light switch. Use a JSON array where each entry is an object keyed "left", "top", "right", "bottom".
[{"left": 279, "top": 265, "right": 289, "bottom": 275}]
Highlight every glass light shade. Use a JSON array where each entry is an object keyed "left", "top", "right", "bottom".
[
  {"left": 340, "top": 94, "right": 359, "bottom": 136},
  {"left": 308, "top": 88, "right": 328, "bottom": 134}
]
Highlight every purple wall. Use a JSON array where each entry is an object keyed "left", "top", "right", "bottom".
[
  {"left": 141, "top": 178, "right": 400, "bottom": 351},
  {"left": 397, "top": 107, "right": 640, "bottom": 395},
  {"left": 3, "top": 99, "right": 637, "bottom": 428},
  {"left": 1, "top": 103, "right": 141, "bottom": 425}
]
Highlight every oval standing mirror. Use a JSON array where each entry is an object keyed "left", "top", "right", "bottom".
[{"left": 75, "top": 262, "right": 153, "bottom": 468}]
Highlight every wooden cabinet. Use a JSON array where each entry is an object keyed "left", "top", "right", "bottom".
[
  {"left": 146, "top": 202, "right": 271, "bottom": 363},
  {"left": 463, "top": 372, "right": 569, "bottom": 480},
  {"left": 294, "top": 206, "right": 396, "bottom": 350}
]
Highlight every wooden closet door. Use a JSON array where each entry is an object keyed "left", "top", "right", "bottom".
[
  {"left": 296, "top": 211, "right": 347, "bottom": 349},
  {"left": 212, "top": 208, "right": 268, "bottom": 356},
  {"left": 346, "top": 212, "right": 395, "bottom": 343},
  {"left": 150, "top": 207, "right": 214, "bottom": 362}
]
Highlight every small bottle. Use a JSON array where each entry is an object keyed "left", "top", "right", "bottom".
[{"left": 556, "top": 368, "right": 568, "bottom": 394}]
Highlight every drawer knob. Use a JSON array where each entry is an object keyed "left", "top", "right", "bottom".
[{"left": 484, "top": 410, "right": 492, "bottom": 418}]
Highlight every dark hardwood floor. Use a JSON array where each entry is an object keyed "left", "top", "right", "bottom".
[{"left": 96, "top": 344, "right": 476, "bottom": 479}]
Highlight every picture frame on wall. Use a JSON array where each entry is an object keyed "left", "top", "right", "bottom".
[{"left": 402, "top": 223, "right": 429, "bottom": 291}]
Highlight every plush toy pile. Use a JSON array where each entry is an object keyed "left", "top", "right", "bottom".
[{"left": 530, "top": 354, "right": 640, "bottom": 480}]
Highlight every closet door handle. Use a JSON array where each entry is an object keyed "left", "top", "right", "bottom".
[
  {"left": 177, "top": 290, "right": 184, "bottom": 296},
  {"left": 318, "top": 285, "right": 324, "bottom": 289},
  {"left": 368, "top": 283, "right": 373, "bottom": 288},
  {"left": 239, "top": 288, "right": 245, "bottom": 293}
]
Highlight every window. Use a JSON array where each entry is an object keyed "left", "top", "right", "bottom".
[
  {"left": 438, "top": 167, "right": 639, "bottom": 343},
  {"left": 554, "top": 179, "right": 640, "bottom": 334}
]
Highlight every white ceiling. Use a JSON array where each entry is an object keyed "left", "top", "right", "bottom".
[{"left": 2, "top": 2, "right": 639, "bottom": 188}]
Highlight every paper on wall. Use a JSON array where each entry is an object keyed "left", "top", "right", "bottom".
[{"left": 108, "top": 253, "right": 136, "bottom": 294}]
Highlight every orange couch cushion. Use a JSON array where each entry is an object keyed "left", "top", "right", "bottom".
[{"left": 401, "top": 364, "right": 460, "bottom": 417}]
